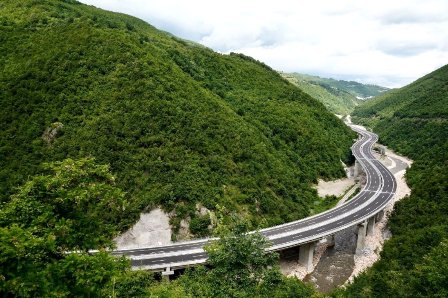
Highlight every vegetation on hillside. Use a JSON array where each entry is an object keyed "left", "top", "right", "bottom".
[
  {"left": 282, "top": 73, "right": 389, "bottom": 115},
  {"left": 0, "top": 157, "right": 138, "bottom": 297},
  {"left": 338, "top": 64, "right": 448, "bottom": 297},
  {"left": 0, "top": 157, "right": 317, "bottom": 297},
  {"left": 293, "top": 73, "right": 389, "bottom": 99},
  {"left": 282, "top": 74, "right": 360, "bottom": 115},
  {"left": 147, "top": 219, "right": 317, "bottom": 298},
  {"left": 0, "top": 0, "right": 355, "bottom": 238}
]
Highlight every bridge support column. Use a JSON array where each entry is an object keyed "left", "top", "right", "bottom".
[
  {"left": 161, "top": 267, "right": 174, "bottom": 281},
  {"left": 367, "top": 216, "right": 376, "bottom": 236},
  {"left": 375, "top": 210, "right": 384, "bottom": 222},
  {"left": 299, "top": 242, "right": 316, "bottom": 273},
  {"left": 356, "top": 221, "right": 367, "bottom": 255},
  {"left": 354, "top": 160, "right": 362, "bottom": 178},
  {"left": 326, "top": 235, "right": 335, "bottom": 248}
]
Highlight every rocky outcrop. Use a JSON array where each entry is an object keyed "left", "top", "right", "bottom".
[
  {"left": 42, "top": 122, "right": 63, "bottom": 146},
  {"left": 115, "top": 208, "right": 172, "bottom": 249}
]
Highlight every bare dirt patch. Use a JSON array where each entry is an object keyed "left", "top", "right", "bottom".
[{"left": 314, "top": 178, "right": 356, "bottom": 198}]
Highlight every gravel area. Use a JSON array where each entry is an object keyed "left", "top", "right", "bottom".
[
  {"left": 314, "top": 177, "right": 356, "bottom": 198},
  {"left": 280, "top": 240, "right": 329, "bottom": 279}
]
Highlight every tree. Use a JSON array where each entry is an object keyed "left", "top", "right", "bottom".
[
  {"left": 0, "top": 158, "right": 133, "bottom": 297},
  {"left": 0, "top": 157, "right": 128, "bottom": 251},
  {"left": 175, "top": 220, "right": 315, "bottom": 297},
  {"left": 410, "top": 239, "right": 448, "bottom": 297},
  {"left": 205, "top": 227, "right": 278, "bottom": 290}
]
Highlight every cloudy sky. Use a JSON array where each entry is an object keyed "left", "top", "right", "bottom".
[{"left": 80, "top": 0, "right": 448, "bottom": 87}]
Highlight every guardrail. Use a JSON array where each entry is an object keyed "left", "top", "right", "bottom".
[{"left": 113, "top": 126, "right": 397, "bottom": 271}]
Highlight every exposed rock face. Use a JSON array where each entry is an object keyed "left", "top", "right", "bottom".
[
  {"left": 115, "top": 208, "right": 172, "bottom": 249},
  {"left": 176, "top": 217, "right": 193, "bottom": 241},
  {"left": 42, "top": 122, "right": 63, "bottom": 146}
]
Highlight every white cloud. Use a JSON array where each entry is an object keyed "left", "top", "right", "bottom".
[{"left": 80, "top": 0, "right": 448, "bottom": 87}]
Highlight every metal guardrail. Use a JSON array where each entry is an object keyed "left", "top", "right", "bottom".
[{"left": 113, "top": 127, "right": 397, "bottom": 271}]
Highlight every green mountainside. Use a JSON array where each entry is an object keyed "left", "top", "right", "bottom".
[
  {"left": 282, "top": 73, "right": 389, "bottom": 115},
  {"left": 339, "top": 65, "right": 448, "bottom": 297},
  {"left": 0, "top": 0, "right": 355, "bottom": 239},
  {"left": 294, "top": 73, "right": 390, "bottom": 98},
  {"left": 282, "top": 73, "right": 360, "bottom": 115}
]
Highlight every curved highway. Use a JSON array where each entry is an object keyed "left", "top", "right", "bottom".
[{"left": 112, "top": 126, "right": 397, "bottom": 271}]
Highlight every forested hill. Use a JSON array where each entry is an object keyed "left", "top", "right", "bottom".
[
  {"left": 294, "top": 73, "right": 389, "bottom": 99},
  {"left": 282, "top": 73, "right": 360, "bottom": 115},
  {"left": 282, "top": 73, "right": 389, "bottom": 115},
  {"left": 340, "top": 65, "right": 448, "bottom": 297},
  {"left": 0, "top": 0, "right": 355, "bottom": 238}
]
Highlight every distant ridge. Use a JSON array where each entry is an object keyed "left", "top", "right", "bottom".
[{"left": 281, "top": 72, "right": 389, "bottom": 115}]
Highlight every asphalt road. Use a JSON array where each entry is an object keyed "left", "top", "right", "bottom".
[{"left": 113, "top": 126, "right": 397, "bottom": 271}]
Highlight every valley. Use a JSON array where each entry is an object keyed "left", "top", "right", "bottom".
[{"left": 1, "top": 1, "right": 447, "bottom": 297}]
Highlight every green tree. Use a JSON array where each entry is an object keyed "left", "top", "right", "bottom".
[
  {"left": 175, "top": 224, "right": 315, "bottom": 297},
  {"left": 205, "top": 228, "right": 277, "bottom": 290},
  {"left": 0, "top": 158, "right": 134, "bottom": 297},
  {"left": 189, "top": 214, "right": 211, "bottom": 237},
  {"left": 410, "top": 239, "right": 448, "bottom": 297},
  {"left": 0, "top": 0, "right": 354, "bottom": 238},
  {"left": 0, "top": 157, "right": 128, "bottom": 251}
]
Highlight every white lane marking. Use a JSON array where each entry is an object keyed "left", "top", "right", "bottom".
[{"left": 129, "top": 128, "right": 398, "bottom": 268}]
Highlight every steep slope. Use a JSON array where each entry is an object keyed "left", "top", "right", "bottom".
[
  {"left": 282, "top": 73, "right": 389, "bottom": 115},
  {"left": 0, "top": 0, "right": 355, "bottom": 237},
  {"left": 295, "top": 73, "right": 389, "bottom": 99},
  {"left": 282, "top": 73, "right": 360, "bottom": 115},
  {"left": 340, "top": 65, "right": 448, "bottom": 297},
  {"left": 352, "top": 64, "right": 448, "bottom": 155}
]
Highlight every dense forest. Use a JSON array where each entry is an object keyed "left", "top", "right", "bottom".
[
  {"left": 0, "top": 157, "right": 316, "bottom": 297},
  {"left": 0, "top": 0, "right": 357, "bottom": 296},
  {"left": 282, "top": 73, "right": 389, "bottom": 115},
  {"left": 0, "top": 0, "right": 355, "bottom": 239},
  {"left": 7, "top": 0, "right": 445, "bottom": 297},
  {"left": 338, "top": 64, "right": 448, "bottom": 297}
]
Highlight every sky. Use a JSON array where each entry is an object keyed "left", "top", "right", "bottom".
[{"left": 80, "top": 0, "right": 448, "bottom": 88}]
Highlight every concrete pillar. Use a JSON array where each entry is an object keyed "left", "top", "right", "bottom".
[
  {"left": 326, "top": 235, "right": 335, "bottom": 248},
  {"left": 367, "top": 216, "right": 376, "bottom": 236},
  {"left": 161, "top": 267, "right": 174, "bottom": 281},
  {"left": 299, "top": 242, "right": 315, "bottom": 272},
  {"left": 375, "top": 210, "right": 384, "bottom": 222},
  {"left": 356, "top": 221, "right": 367, "bottom": 255},
  {"left": 354, "top": 160, "right": 362, "bottom": 178}
]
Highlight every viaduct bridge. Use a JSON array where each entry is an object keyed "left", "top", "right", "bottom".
[{"left": 112, "top": 126, "right": 396, "bottom": 278}]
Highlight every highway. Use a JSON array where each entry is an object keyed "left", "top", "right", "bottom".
[{"left": 112, "top": 126, "right": 397, "bottom": 271}]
